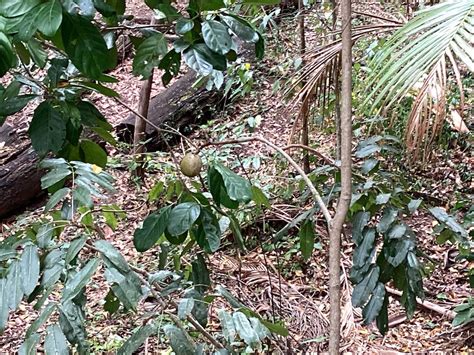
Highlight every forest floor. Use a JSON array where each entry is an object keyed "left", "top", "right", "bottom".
[{"left": 1, "top": 2, "right": 473, "bottom": 354}]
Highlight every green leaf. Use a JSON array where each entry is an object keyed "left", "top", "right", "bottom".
[
  {"left": 0, "top": 279, "right": 8, "bottom": 332},
  {"left": 132, "top": 32, "right": 168, "bottom": 78},
  {"left": 148, "top": 181, "right": 164, "bottom": 202},
  {"left": 408, "top": 199, "right": 422, "bottom": 214},
  {"left": 167, "top": 202, "right": 201, "bottom": 236},
  {"left": 163, "top": 325, "right": 196, "bottom": 355},
  {"left": 376, "top": 293, "right": 389, "bottom": 334},
  {"left": 61, "top": 259, "right": 99, "bottom": 303},
  {"left": 377, "top": 206, "right": 398, "bottom": 234},
  {"left": 79, "top": 139, "right": 108, "bottom": 167},
  {"left": 429, "top": 207, "right": 468, "bottom": 237},
  {"left": 194, "top": 208, "right": 221, "bottom": 253},
  {"left": 134, "top": 206, "right": 171, "bottom": 252},
  {"left": 388, "top": 224, "right": 407, "bottom": 239},
  {"left": 0, "top": 0, "right": 40, "bottom": 17},
  {"left": 352, "top": 211, "right": 370, "bottom": 245},
  {"left": 299, "top": 220, "right": 315, "bottom": 261},
  {"left": 0, "top": 32, "right": 15, "bottom": 76},
  {"left": 44, "top": 324, "right": 68, "bottom": 355},
  {"left": 353, "top": 228, "right": 376, "bottom": 269},
  {"left": 375, "top": 193, "right": 391, "bottom": 205},
  {"left": 176, "top": 17, "right": 194, "bottom": 34},
  {"left": 59, "top": 300, "right": 88, "bottom": 351},
  {"left": 18, "top": 334, "right": 41, "bottom": 355},
  {"left": 242, "top": 0, "right": 280, "bottom": 3},
  {"left": 202, "top": 20, "right": 232, "bottom": 55},
  {"left": 61, "top": 13, "right": 115, "bottom": 79},
  {"left": 118, "top": 324, "right": 157, "bottom": 355},
  {"left": 103, "top": 267, "right": 142, "bottom": 310},
  {"left": 260, "top": 319, "right": 289, "bottom": 337},
  {"left": 251, "top": 186, "right": 270, "bottom": 208},
  {"left": 6, "top": 260, "right": 23, "bottom": 310},
  {"left": 183, "top": 43, "right": 227, "bottom": 76},
  {"left": 41, "top": 250, "right": 65, "bottom": 288},
  {"left": 355, "top": 144, "right": 381, "bottom": 158},
  {"left": 26, "top": 303, "right": 57, "bottom": 338},
  {"left": 178, "top": 298, "right": 194, "bottom": 319},
  {"left": 188, "top": 0, "right": 224, "bottom": 11},
  {"left": 0, "top": 94, "right": 36, "bottom": 117},
  {"left": 361, "top": 159, "right": 379, "bottom": 174},
  {"left": 41, "top": 167, "right": 71, "bottom": 190},
  {"left": 363, "top": 283, "right": 386, "bottom": 324},
  {"left": 94, "top": 240, "right": 130, "bottom": 273},
  {"left": 103, "top": 289, "right": 120, "bottom": 314},
  {"left": 36, "top": 0, "right": 62, "bottom": 37},
  {"left": 26, "top": 38, "right": 47, "bottom": 68},
  {"left": 208, "top": 166, "right": 239, "bottom": 209},
  {"left": 233, "top": 311, "right": 258, "bottom": 346},
  {"left": 29, "top": 101, "right": 67, "bottom": 154},
  {"left": 220, "top": 14, "right": 259, "bottom": 43},
  {"left": 20, "top": 245, "right": 40, "bottom": 297},
  {"left": 65, "top": 235, "right": 87, "bottom": 265},
  {"left": 214, "top": 163, "right": 252, "bottom": 203},
  {"left": 352, "top": 265, "right": 380, "bottom": 308},
  {"left": 228, "top": 213, "right": 245, "bottom": 250},
  {"left": 218, "top": 309, "right": 236, "bottom": 342},
  {"left": 192, "top": 254, "right": 210, "bottom": 295},
  {"left": 45, "top": 187, "right": 70, "bottom": 212},
  {"left": 384, "top": 239, "right": 411, "bottom": 267}
]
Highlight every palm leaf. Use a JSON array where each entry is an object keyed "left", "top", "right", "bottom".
[{"left": 364, "top": 0, "right": 474, "bottom": 113}]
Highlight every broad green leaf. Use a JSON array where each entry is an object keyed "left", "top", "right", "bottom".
[
  {"left": 29, "top": 101, "right": 67, "bottom": 154},
  {"left": 36, "top": 0, "right": 62, "bottom": 37},
  {"left": 352, "top": 211, "right": 370, "bottom": 245},
  {"left": 26, "top": 303, "right": 56, "bottom": 338},
  {"left": 132, "top": 32, "right": 167, "bottom": 78},
  {"left": 376, "top": 293, "right": 389, "bottom": 335},
  {"left": 59, "top": 300, "right": 88, "bottom": 351},
  {"left": 202, "top": 20, "right": 232, "bottom": 55},
  {"left": 117, "top": 324, "right": 157, "bottom": 355},
  {"left": 260, "top": 319, "right": 289, "bottom": 336},
  {"left": 233, "top": 311, "right": 258, "bottom": 346},
  {"left": 408, "top": 199, "right": 422, "bottom": 213},
  {"left": 167, "top": 203, "right": 201, "bottom": 236},
  {"left": 103, "top": 267, "right": 142, "bottom": 310},
  {"left": 299, "top": 220, "right": 315, "bottom": 261},
  {"left": 355, "top": 144, "right": 381, "bottom": 158},
  {"left": 0, "top": 0, "right": 39, "bottom": 17},
  {"left": 384, "top": 239, "right": 411, "bottom": 267},
  {"left": 41, "top": 250, "right": 65, "bottom": 288},
  {"left": 0, "top": 32, "right": 15, "bottom": 76},
  {"left": 251, "top": 186, "right": 270, "bottom": 208},
  {"left": 192, "top": 254, "right": 210, "bottom": 295},
  {"left": 0, "top": 94, "right": 36, "bottom": 117},
  {"left": 62, "top": 259, "right": 99, "bottom": 303},
  {"left": 6, "top": 260, "right": 23, "bottom": 310},
  {"left": 388, "top": 224, "right": 407, "bottom": 239},
  {"left": 361, "top": 159, "right": 379, "bottom": 174},
  {"left": 229, "top": 213, "right": 245, "bottom": 249},
  {"left": 41, "top": 167, "right": 71, "bottom": 189},
  {"left": 377, "top": 206, "right": 398, "bottom": 234},
  {"left": 178, "top": 298, "right": 194, "bottom": 319},
  {"left": 44, "top": 324, "right": 68, "bottom": 355},
  {"left": 175, "top": 17, "right": 194, "bottom": 35},
  {"left": 188, "top": 0, "right": 224, "bottom": 11},
  {"left": 45, "top": 187, "right": 70, "bottom": 212},
  {"left": 26, "top": 38, "right": 47, "bottom": 68},
  {"left": 65, "top": 235, "right": 87, "bottom": 264},
  {"left": 375, "top": 193, "right": 391, "bottom": 205},
  {"left": 18, "top": 334, "right": 41, "bottom": 355},
  {"left": 148, "top": 181, "right": 164, "bottom": 202},
  {"left": 250, "top": 317, "right": 270, "bottom": 340},
  {"left": 352, "top": 265, "right": 380, "bottom": 308},
  {"left": 163, "top": 325, "right": 196, "bottom": 355},
  {"left": 61, "top": 13, "right": 115, "bottom": 78},
  {"left": 363, "top": 283, "right": 386, "bottom": 324},
  {"left": 20, "top": 245, "right": 40, "bottom": 296},
  {"left": 0, "top": 249, "right": 16, "bottom": 262},
  {"left": 353, "top": 228, "right": 376, "bottom": 269},
  {"left": 429, "top": 207, "right": 468, "bottom": 237},
  {"left": 220, "top": 15, "right": 258, "bottom": 43},
  {"left": 218, "top": 309, "right": 236, "bottom": 342},
  {"left": 183, "top": 43, "right": 227, "bottom": 76},
  {"left": 79, "top": 139, "right": 108, "bottom": 168},
  {"left": 208, "top": 166, "right": 239, "bottom": 209},
  {"left": 94, "top": 240, "right": 130, "bottom": 273},
  {"left": 103, "top": 289, "right": 120, "bottom": 314},
  {"left": 194, "top": 208, "right": 221, "bottom": 253},
  {"left": 214, "top": 163, "right": 252, "bottom": 203},
  {"left": 134, "top": 206, "right": 171, "bottom": 252},
  {"left": 0, "top": 279, "right": 8, "bottom": 332}
]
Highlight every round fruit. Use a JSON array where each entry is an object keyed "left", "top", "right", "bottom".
[{"left": 180, "top": 153, "right": 202, "bottom": 177}]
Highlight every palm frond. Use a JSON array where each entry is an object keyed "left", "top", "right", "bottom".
[{"left": 364, "top": 0, "right": 474, "bottom": 112}]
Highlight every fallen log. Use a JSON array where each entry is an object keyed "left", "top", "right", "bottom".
[
  {"left": 116, "top": 70, "right": 222, "bottom": 150},
  {"left": 0, "top": 124, "right": 43, "bottom": 218}
]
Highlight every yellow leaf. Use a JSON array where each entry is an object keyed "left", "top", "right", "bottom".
[{"left": 91, "top": 164, "right": 102, "bottom": 174}]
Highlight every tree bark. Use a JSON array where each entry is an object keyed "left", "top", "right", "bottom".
[{"left": 328, "top": 0, "right": 352, "bottom": 353}]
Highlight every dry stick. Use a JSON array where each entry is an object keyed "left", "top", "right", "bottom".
[
  {"left": 199, "top": 136, "right": 332, "bottom": 225},
  {"left": 328, "top": 0, "right": 352, "bottom": 352},
  {"left": 386, "top": 287, "right": 456, "bottom": 320}
]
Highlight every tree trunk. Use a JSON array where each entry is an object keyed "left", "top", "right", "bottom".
[
  {"left": 0, "top": 124, "right": 43, "bottom": 218},
  {"left": 116, "top": 71, "right": 222, "bottom": 150},
  {"left": 328, "top": 0, "right": 352, "bottom": 353}
]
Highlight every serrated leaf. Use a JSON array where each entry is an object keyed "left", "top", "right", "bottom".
[
  {"left": 202, "top": 20, "right": 232, "bottom": 55},
  {"left": 167, "top": 203, "right": 201, "bottom": 237},
  {"left": 134, "top": 206, "right": 171, "bottom": 252},
  {"left": 44, "top": 324, "right": 68, "bottom": 355},
  {"left": 61, "top": 258, "right": 99, "bottom": 303},
  {"left": 299, "top": 220, "right": 315, "bottom": 261},
  {"left": 178, "top": 298, "right": 195, "bottom": 319},
  {"left": 362, "top": 282, "right": 385, "bottom": 324},
  {"left": 29, "top": 102, "right": 67, "bottom": 154},
  {"left": 352, "top": 265, "right": 380, "bottom": 308},
  {"left": 20, "top": 245, "right": 40, "bottom": 296}
]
